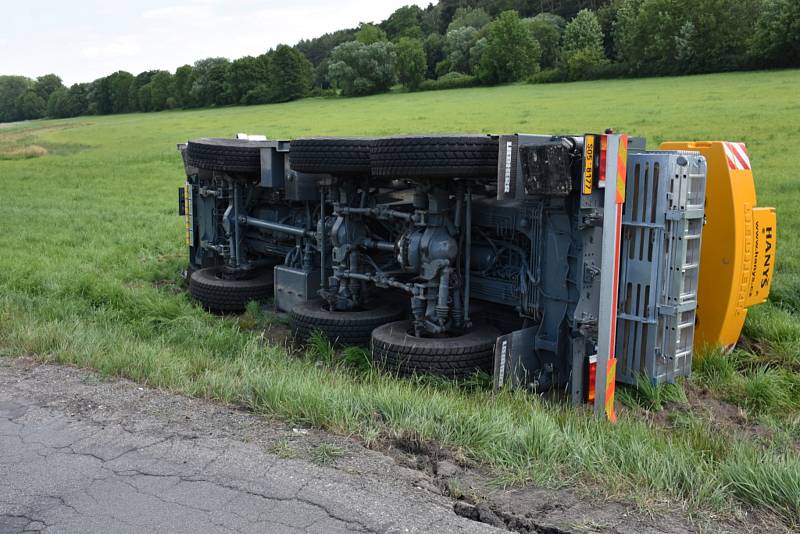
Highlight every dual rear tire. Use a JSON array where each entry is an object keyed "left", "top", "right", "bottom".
[
  {"left": 289, "top": 135, "right": 499, "bottom": 179},
  {"left": 288, "top": 302, "right": 497, "bottom": 378},
  {"left": 371, "top": 321, "right": 498, "bottom": 379},
  {"left": 189, "top": 266, "right": 274, "bottom": 312},
  {"left": 186, "top": 135, "right": 500, "bottom": 179},
  {"left": 289, "top": 299, "right": 407, "bottom": 347}
]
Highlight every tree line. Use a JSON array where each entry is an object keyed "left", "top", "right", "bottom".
[
  {"left": 1, "top": 0, "right": 798, "bottom": 122},
  {"left": 0, "top": 44, "right": 312, "bottom": 122}
]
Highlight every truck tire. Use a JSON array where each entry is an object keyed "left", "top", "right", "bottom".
[
  {"left": 186, "top": 138, "right": 270, "bottom": 174},
  {"left": 370, "top": 136, "right": 499, "bottom": 179},
  {"left": 290, "top": 299, "right": 407, "bottom": 347},
  {"left": 289, "top": 138, "right": 372, "bottom": 176},
  {"left": 371, "top": 320, "right": 499, "bottom": 378},
  {"left": 189, "top": 266, "right": 274, "bottom": 312}
]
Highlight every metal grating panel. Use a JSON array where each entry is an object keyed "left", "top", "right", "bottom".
[{"left": 616, "top": 151, "right": 706, "bottom": 385}]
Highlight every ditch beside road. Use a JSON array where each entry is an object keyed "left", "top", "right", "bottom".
[{"left": 0, "top": 357, "right": 748, "bottom": 533}]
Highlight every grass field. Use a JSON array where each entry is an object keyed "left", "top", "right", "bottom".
[{"left": 1, "top": 69, "right": 799, "bottom": 528}]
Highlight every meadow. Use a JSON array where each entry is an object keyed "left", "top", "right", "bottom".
[{"left": 1, "top": 69, "right": 798, "bottom": 528}]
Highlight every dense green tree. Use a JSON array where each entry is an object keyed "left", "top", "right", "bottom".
[
  {"left": 328, "top": 40, "right": 397, "bottom": 96},
  {"left": 594, "top": 2, "right": 619, "bottom": 60},
  {"left": 226, "top": 55, "right": 269, "bottom": 104},
  {"left": 750, "top": 0, "right": 800, "bottom": 67},
  {"left": 47, "top": 88, "right": 68, "bottom": 117},
  {"left": 107, "top": 71, "right": 134, "bottom": 113},
  {"left": 436, "top": 0, "right": 467, "bottom": 32},
  {"left": 34, "top": 74, "right": 65, "bottom": 103},
  {"left": 561, "top": 8, "right": 606, "bottom": 79},
  {"left": 614, "top": 0, "right": 681, "bottom": 75},
  {"left": 613, "top": 0, "right": 756, "bottom": 75},
  {"left": 447, "top": 7, "right": 491, "bottom": 31},
  {"left": 562, "top": 9, "right": 605, "bottom": 56},
  {"left": 679, "top": 0, "right": 759, "bottom": 73},
  {"left": 88, "top": 77, "right": 111, "bottom": 115},
  {"left": 418, "top": 3, "right": 441, "bottom": 35},
  {"left": 423, "top": 33, "right": 446, "bottom": 79},
  {"left": 355, "top": 23, "right": 388, "bottom": 45},
  {"left": 226, "top": 56, "right": 256, "bottom": 104},
  {"left": 523, "top": 16, "right": 562, "bottom": 69},
  {"left": 529, "top": 0, "right": 602, "bottom": 19},
  {"left": 241, "top": 84, "right": 272, "bottom": 105},
  {"left": 611, "top": 0, "right": 640, "bottom": 70},
  {"left": 129, "top": 71, "right": 159, "bottom": 111},
  {"left": 66, "top": 83, "right": 90, "bottom": 117},
  {"left": 253, "top": 53, "right": 272, "bottom": 81},
  {"left": 131, "top": 70, "right": 175, "bottom": 111},
  {"left": 477, "top": 11, "right": 540, "bottom": 83},
  {"left": 16, "top": 90, "right": 46, "bottom": 119},
  {"left": 189, "top": 58, "right": 232, "bottom": 107},
  {"left": 269, "top": 44, "right": 314, "bottom": 102},
  {"left": 137, "top": 84, "right": 154, "bottom": 112},
  {"left": 395, "top": 37, "right": 427, "bottom": 89},
  {"left": 148, "top": 71, "right": 174, "bottom": 110},
  {"left": 173, "top": 65, "right": 194, "bottom": 108},
  {"left": 0, "top": 75, "right": 33, "bottom": 122},
  {"left": 48, "top": 83, "right": 90, "bottom": 118},
  {"left": 383, "top": 5, "right": 423, "bottom": 40},
  {"left": 296, "top": 29, "right": 357, "bottom": 66},
  {"left": 313, "top": 59, "right": 331, "bottom": 89},
  {"left": 532, "top": 11, "right": 567, "bottom": 31},
  {"left": 442, "top": 26, "right": 480, "bottom": 74},
  {"left": 469, "top": 37, "right": 488, "bottom": 73}
]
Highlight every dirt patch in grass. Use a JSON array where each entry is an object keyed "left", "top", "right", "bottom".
[
  {"left": 0, "top": 124, "right": 91, "bottom": 160},
  {"left": 258, "top": 318, "right": 294, "bottom": 347},
  {"left": 387, "top": 429, "right": 462, "bottom": 474},
  {"left": 0, "top": 144, "right": 49, "bottom": 160},
  {"left": 373, "top": 424, "right": 773, "bottom": 533},
  {"left": 684, "top": 383, "right": 775, "bottom": 443},
  {"left": 393, "top": 422, "right": 795, "bottom": 532},
  {"left": 620, "top": 379, "right": 783, "bottom": 450}
]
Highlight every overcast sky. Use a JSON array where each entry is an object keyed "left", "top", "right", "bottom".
[{"left": 1, "top": 0, "right": 429, "bottom": 86}]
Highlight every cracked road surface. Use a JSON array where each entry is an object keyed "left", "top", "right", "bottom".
[{"left": 0, "top": 358, "right": 500, "bottom": 533}]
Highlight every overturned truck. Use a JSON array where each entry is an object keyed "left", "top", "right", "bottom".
[{"left": 178, "top": 132, "right": 775, "bottom": 419}]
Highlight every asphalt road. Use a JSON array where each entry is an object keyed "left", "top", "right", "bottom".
[{"left": 0, "top": 358, "right": 499, "bottom": 534}]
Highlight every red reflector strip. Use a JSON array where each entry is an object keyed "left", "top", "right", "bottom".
[
  {"left": 588, "top": 359, "right": 597, "bottom": 403},
  {"left": 598, "top": 136, "right": 608, "bottom": 187},
  {"left": 723, "top": 142, "right": 751, "bottom": 170}
]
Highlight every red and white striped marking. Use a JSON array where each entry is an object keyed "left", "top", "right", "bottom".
[{"left": 723, "top": 142, "right": 751, "bottom": 171}]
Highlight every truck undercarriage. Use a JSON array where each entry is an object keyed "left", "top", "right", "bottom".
[{"left": 178, "top": 132, "right": 775, "bottom": 418}]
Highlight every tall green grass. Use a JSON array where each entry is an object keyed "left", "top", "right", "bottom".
[
  {"left": 1, "top": 289, "right": 797, "bottom": 524},
  {"left": 1, "top": 69, "right": 799, "bottom": 525}
]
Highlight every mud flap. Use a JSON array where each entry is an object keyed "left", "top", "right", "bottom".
[{"left": 492, "top": 327, "right": 537, "bottom": 390}]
